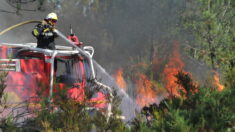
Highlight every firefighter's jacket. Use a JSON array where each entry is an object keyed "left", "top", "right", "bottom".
[{"left": 32, "top": 20, "right": 57, "bottom": 50}]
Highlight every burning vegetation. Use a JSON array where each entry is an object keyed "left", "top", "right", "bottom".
[
  {"left": 135, "top": 73, "right": 157, "bottom": 107},
  {"left": 213, "top": 71, "right": 224, "bottom": 91},
  {"left": 163, "top": 41, "right": 185, "bottom": 97},
  {"left": 113, "top": 41, "right": 225, "bottom": 109},
  {"left": 113, "top": 68, "right": 127, "bottom": 92}
]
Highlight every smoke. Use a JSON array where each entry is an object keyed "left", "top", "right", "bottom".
[{"left": 56, "top": 0, "right": 187, "bottom": 72}]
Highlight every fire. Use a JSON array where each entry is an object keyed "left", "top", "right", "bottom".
[
  {"left": 113, "top": 68, "right": 127, "bottom": 91},
  {"left": 163, "top": 41, "right": 185, "bottom": 97},
  {"left": 213, "top": 72, "right": 224, "bottom": 91},
  {"left": 135, "top": 73, "right": 157, "bottom": 107}
]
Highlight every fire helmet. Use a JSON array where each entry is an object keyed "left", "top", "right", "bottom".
[{"left": 46, "top": 12, "right": 58, "bottom": 21}]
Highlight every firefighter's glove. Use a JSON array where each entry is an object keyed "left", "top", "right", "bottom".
[{"left": 43, "top": 28, "right": 51, "bottom": 33}]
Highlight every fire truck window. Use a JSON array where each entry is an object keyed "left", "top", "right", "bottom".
[
  {"left": 56, "top": 59, "right": 66, "bottom": 77},
  {"left": 56, "top": 58, "right": 83, "bottom": 85}
]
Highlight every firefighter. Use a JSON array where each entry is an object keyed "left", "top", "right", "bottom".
[{"left": 32, "top": 12, "right": 58, "bottom": 50}]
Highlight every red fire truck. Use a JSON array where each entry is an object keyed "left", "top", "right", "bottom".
[{"left": 0, "top": 31, "right": 113, "bottom": 117}]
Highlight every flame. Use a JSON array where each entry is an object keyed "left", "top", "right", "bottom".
[
  {"left": 213, "top": 72, "right": 224, "bottom": 91},
  {"left": 113, "top": 68, "right": 127, "bottom": 91},
  {"left": 163, "top": 41, "right": 185, "bottom": 96},
  {"left": 135, "top": 73, "right": 157, "bottom": 107}
]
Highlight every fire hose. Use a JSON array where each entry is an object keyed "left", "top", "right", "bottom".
[{"left": 0, "top": 20, "right": 41, "bottom": 36}]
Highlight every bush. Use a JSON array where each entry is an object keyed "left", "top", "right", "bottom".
[{"left": 19, "top": 86, "right": 129, "bottom": 132}]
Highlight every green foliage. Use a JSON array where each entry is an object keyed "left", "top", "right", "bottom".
[
  {"left": 188, "top": 88, "right": 235, "bottom": 131},
  {"left": 181, "top": 0, "right": 235, "bottom": 71},
  {"left": 225, "top": 67, "right": 235, "bottom": 88},
  {"left": 16, "top": 86, "right": 128, "bottom": 132},
  {"left": 153, "top": 109, "right": 192, "bottom": 132},
  {"left": 130, "top": 114, "right": 153, "bottom": 132}
]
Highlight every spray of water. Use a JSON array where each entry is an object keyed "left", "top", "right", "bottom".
[{"left": 94, "top": 61, "right": 139, "bottom": 121}]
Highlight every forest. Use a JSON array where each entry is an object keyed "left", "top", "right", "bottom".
[{"left": 0, "top": 0, "right": 235, "bottom": 131}]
